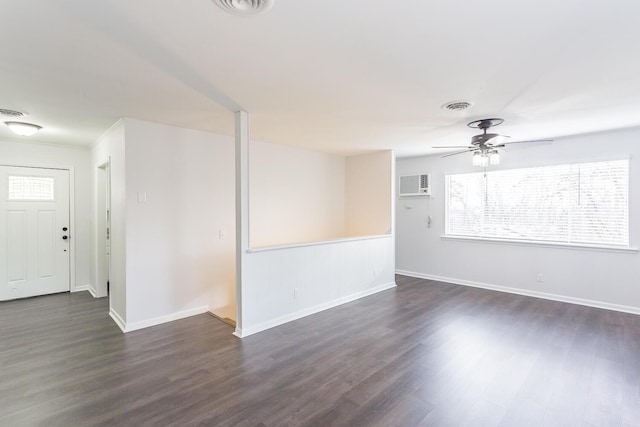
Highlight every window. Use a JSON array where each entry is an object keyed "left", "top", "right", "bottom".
[
  {"left": 8, "top": 176, "right": 55, "bottom": 201},
  {"left": 445, "top": 159, "right": 629, "bottom": 247}
]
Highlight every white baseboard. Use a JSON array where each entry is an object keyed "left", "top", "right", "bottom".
[
  {"left": 72, "top": 285, "right": 98, "bottom": 298},
  {"left": 234, "top": 282, "right": 397, "bottom": 338},
  {"left": 115, "top": 306, "right": 210, "bottom": 333},
  {"left": 396, "top": 269, "right": 640, "bottom": 316},
  {"left": 109, "top": 309, "right": 127, "bottom": 333},
  {"left": 72, "top": 284, "right": 90, "bottom": 293}
]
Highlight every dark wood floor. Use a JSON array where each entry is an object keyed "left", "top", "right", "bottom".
[{"left": 1, "top": 275, "right": 639, "bottom": 426}]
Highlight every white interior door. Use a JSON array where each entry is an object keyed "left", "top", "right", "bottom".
[{"left": 0, "top": 166, "right": 70, "bottom": 300}]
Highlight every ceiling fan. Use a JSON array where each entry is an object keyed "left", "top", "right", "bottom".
[{"left": 433, "top": 118, "right": 553, "bottom": 167}]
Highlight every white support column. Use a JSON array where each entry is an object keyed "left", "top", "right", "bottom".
[
  {"left": 234, "top": 110, "right": 249, "bottom": 337},
  {"left": 390, "top": 150, "right": 396, "bottom": 276}
]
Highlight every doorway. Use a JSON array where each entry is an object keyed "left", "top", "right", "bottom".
[
  {"left": 96, "top": 161, "right": 110, "bottom": 298},
  {"left": 0, "top": 166, "right": 71, "bottom": 300}
]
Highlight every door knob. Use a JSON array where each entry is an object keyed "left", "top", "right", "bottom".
[
  {"left": 62, "top": 227, "right": 68, "bottom": 231},
  {"left": 62, "top": 235, "right": 68, "bottom": 240}
]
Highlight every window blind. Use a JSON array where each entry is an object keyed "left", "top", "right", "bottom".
[{"left": 445, "top": 159, "right": 629, "bottom": 246}]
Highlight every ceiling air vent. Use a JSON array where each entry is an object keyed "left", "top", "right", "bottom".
[
  {"left": 441, "top": 101, "right": 473, "bottom": 112},
  {"left": 0, "top": 108, "right": 27, "bottom": 118},
  {"left": 213, "top": 0, "right": 275, "bottom": 16}
]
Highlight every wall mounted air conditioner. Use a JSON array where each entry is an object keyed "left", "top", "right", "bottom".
[{"left": 399, "top": 174, "right": 431, "bottom": 196}]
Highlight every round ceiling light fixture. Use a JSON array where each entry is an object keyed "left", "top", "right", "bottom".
[
  {"left": 213, "top": 0, "right": 275, "bottom": 16},
  {"left": 441, "top": 100, "right": 473, "bottom": 112},
  {"left": 5, "top": 121, "right": 42, "bottom": 137}
]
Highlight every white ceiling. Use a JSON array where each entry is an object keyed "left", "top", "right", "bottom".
[{"left": 3, "top": 0, "right": 640, "bottom": 157}]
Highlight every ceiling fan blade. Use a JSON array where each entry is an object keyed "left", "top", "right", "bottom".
[
  {"left": 486, "top": 134, "right": 510, "bottom": 144},
  {"left": 501, "top": 139, "right": 553, "bottom": 146},
  {"left": 432, "top": 145, "right": 473, "bottom": 148},
  {"left": 441, "top": 148, "right": 475, "bottom": 158}
]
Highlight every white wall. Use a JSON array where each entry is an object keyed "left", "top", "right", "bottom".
[
  {"left": 87, "top": 118, "right": 397, "bottom": 335},
  {"left": 123, "top": 118, "right": 236, "bottom": 325},
  {"left": 91, "top": 122, "right": 127, "bottom": 322},
  {"left": 236, "top": 149, "right": 396, "bottom": 337},
  {"left": 240, "top": 236, "right": 395, "bottom": 337},
  {"left": 396, "top": 127, "right": 640, "bottom": 312},
  {"left": 249, "top": 141, "right": 346, "bottom": 247},
  {"left": 0, "top": 138, "right": 92, "bottom": 292},
  {"left": 346, "top": 150, "right": 393, "bottom": 236}
]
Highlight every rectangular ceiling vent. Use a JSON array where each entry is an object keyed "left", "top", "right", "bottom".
[{"left": 399, "top": 174, "right": 431, "bottom": 197}]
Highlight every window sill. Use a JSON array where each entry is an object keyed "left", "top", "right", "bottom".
[{"left": 441, "top": 235, "right": 638, "bottom": 254}]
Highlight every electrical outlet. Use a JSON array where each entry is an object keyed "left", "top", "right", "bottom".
[{"left": 536, "top": 273, "right": 544, "bottom": 283}]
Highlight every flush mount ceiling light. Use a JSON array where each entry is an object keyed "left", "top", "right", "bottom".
[
  {"left": 213, "top": 0, "right": 275, "bottom": 16},
  {"left": 5, "top": 121, "right": 42, "bottom": 136}
]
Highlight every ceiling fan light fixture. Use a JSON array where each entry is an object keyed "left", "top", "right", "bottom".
[
  {"left": 480, "top": 153, "right": 489, "bottom": 168},
  {"left": 489, "top": 149, "right": 500, "bottom": 166},
  {"left": 435, "top": 118, "right": 552, "bottom": 166},
  {"left": 472, "top": 151, "right": 482, "bottom": 166},
  {"left": 5, "top": 121, "right": 42, "bottom": 136}
]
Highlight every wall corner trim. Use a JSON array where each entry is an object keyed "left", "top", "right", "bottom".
[
  {"left": 90, "top": 118, "right": 125, "bottom": 149},
  {"left": 236, "top": 281, "right": 397, "bottom": 338},
  {"left": 109, "top": 309, "right": 127, "bottom": 333},
  {"left": 110, "top": 305, "right": 210, "bottom": 333},
  {"left": 395, "top": 270, "right": 640, "bottom": 317}
]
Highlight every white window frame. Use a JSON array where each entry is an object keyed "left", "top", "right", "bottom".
[
  {"left": 7, "top": 175, "right": 56, "bottom": 201},
  {"left": 443, "top": 159, "right": 635, "bottom": 253}
]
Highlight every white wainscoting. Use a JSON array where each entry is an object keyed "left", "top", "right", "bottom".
[{"left": 237, "top": 235, "right": 395, "bottom": 337}]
